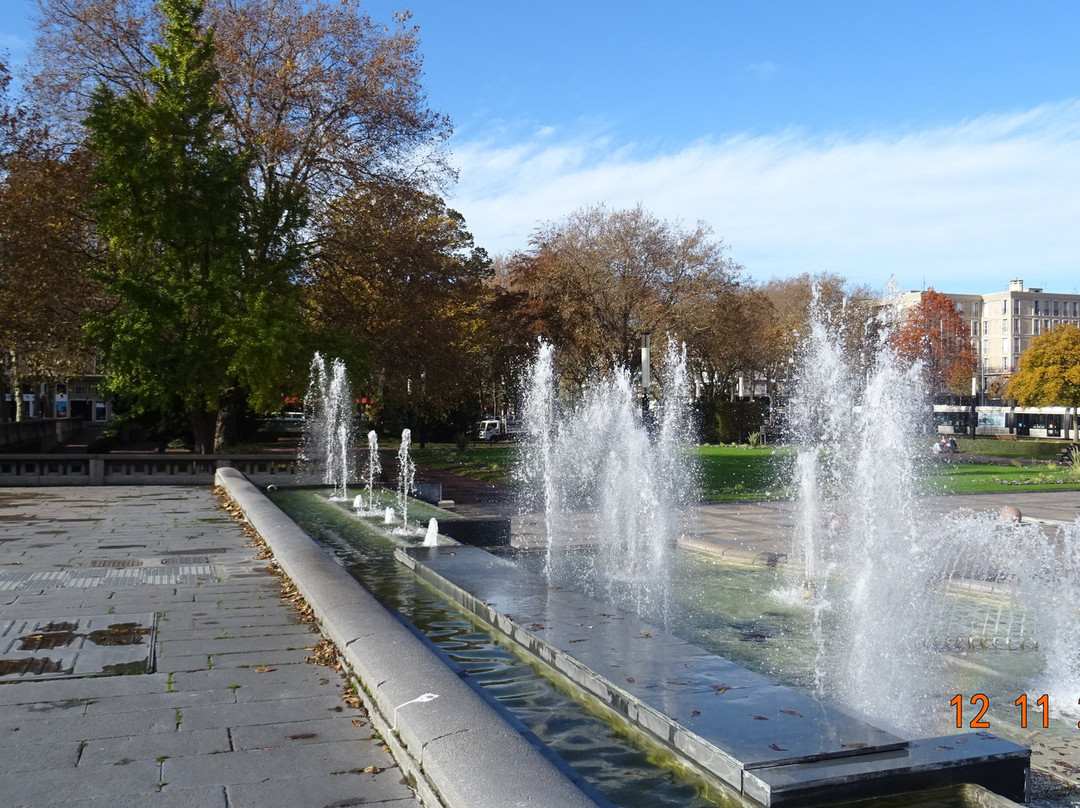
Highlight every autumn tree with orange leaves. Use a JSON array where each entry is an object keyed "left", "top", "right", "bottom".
[{"left": 890, "top": 289, "right": 976, "bottom": 396}]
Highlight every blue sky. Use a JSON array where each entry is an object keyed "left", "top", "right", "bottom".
[{"left": 4, "top": 1, "right": 1080, "bottom": 295}]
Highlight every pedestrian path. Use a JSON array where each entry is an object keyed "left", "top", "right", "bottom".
[{"left": 0, "top": 486, "right": 415, "bottom": 808}]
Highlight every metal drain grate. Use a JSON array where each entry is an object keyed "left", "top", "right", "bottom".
[
  {"left": 0, "top": 613, "right": 156, "bottom": 680},
  {"left": 160, "top": 556, "right": 211, "bottom": 565},
  {"left": 0, "top": 564, "right": 216, "bottom": 591}
]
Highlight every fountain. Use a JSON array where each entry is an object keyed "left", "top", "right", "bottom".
[
  {"left": 787, "top": 289, "right": 1080, "bottom": 736},
  {"left": 424, "top": 517, "right": 439, "bottom": 547},
  {"left": 289, "top": 322, "right": 1076, "bottom": 805},
  {"left": 300, "top": 352, "right": 355, "bottom": 500},
  {"left": 399, "top": 326, "right": 1050, "bottom": 806},
  {"left": 396, "top": 428, "right": 416, "bottom": 533},
  {"left": 353, "top": 430, "right": 383, "bottom": 515},
  {"left": 518, "top": 338, "right": 694, "bottom": 617}
]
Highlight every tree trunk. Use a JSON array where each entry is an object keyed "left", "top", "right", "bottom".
[
  {"left": 191, "top": 408, "right": 218, "bottom": 455},
  {"left": 214, "top": 386, "right": 246, "bottom": 453}
]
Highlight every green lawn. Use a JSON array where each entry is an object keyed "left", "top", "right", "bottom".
[
  {"left": 693, "top": 445, "right": 793, "bottom": 500},
  {"left": 408, "top": 444, "right": 520, "bottom": 485},
  {"left": 405, "top": 441, "right": 1080, "bottom": 500},
  {"left": 923, "top": 456, "right": 1080, "bottom": 494}
]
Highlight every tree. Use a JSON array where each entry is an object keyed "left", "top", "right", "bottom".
[
  {"left": 30, "top": 0, "right": 451, "bottom": 262},
  {"left": 890, "top": 288, "right": 976, "bottom": 396},
  {"left": 83, "top": 0, "right": 271, "bottom": 452},
  {"left": 306, "top": 183, "right": 491, "bottom": 438},
  {"left": 30, "top": 0, "right": 453, "bottom": 439},
  {"left": 1007, "top": 324, "right": 1080, "bottom": 441},
  {"left": 0, "top": 56, "right": 100, "bottom": 421},
  {"left": 755, "top": 273, "right": 880, "bottom": 407},
  {"left": 503, "top": 204, "right": 739, "bottom": 390}
]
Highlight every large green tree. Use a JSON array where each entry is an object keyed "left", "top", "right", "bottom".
[
  {"left": 31, "top": 0, "right": 453, "bottom": 436},
  {"left": 83, "top": 0, "right": 292, "bottom": 451},
  {"left": 1007, "top": 323, "right": 1080, "bottom": 441}
]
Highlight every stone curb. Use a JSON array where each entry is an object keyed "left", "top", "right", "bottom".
[{"left": 215, "top": 468, "right": 611, "bottom": 808}]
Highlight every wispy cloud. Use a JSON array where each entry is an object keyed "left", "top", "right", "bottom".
[
  {"left": 448, "top": 102, "right": 1080, "bottom": 294},
  {"left": 746, "top": 60, "right": 779, "bottom": 80}
]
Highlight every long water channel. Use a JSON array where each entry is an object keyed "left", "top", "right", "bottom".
[{"left": 268, "top": 489, "right": 1075, "bottom": 808}]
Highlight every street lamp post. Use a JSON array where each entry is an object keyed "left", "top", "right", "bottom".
[{"left": 640, "top": 333, "right": 651, "bottom": 422}]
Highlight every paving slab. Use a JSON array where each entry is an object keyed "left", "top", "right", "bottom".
[{"left": 0, "top": 485, "right": 417, "bottom": 808}]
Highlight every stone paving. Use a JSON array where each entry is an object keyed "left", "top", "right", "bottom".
[{"left": 0, "top": 486, "right": 416, "bottom": 808}]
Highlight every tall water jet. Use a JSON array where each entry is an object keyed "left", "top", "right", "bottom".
[
  {"left": 301, "top": 352, "right": 355, "bottom": 500},
  {"left": 520, "top": 340, "right": 558, "bottom": 576},
  {"left": 521, "top": 338, "right": 695, "bottom": 618},
  {"left": 364, "top": 430, "right": 382, "bottom": 514},
  {"left": 787, "top": 286, "right": 1080, "bottom": 735},
  {"left": 397, "top": 428, "right": 416, "bottom": 531}
]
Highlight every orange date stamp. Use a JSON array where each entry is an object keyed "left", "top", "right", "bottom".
[{"left": 951, "top": 694, "right": 1080, "bottom": 729}]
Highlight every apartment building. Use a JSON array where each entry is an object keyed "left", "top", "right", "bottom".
[{"left": 898, "top": 279, "right": 1080, "bottom": 392}]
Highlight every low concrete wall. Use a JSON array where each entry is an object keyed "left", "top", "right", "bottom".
[
  {"left": 215, "top": 467, "right": 610, "bottom": 808},
  {"left": 0, "top": 453, "right": 301, "bottom": 486}
]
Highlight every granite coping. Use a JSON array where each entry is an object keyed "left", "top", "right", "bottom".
[{"left": 401, "top": 544, "right": 1031, "bottom": 807}]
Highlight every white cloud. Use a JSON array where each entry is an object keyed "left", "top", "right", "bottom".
[
  {"left": 746, "top": 61, "right": 779, "bottom": 80},
  {"left": 446, "top": 102, "right": 1080, "bottom": 295}
]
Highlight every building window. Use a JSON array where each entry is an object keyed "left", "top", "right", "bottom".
[
  {"left": 1073, "top": 301, "right": 1078, "bottom": 318},
  {"left": 983, "top": 339, "right": 989, "bottom": 354},
  {"left": 1045, "top": 319, "right": 1050, "bottom": 332},
  {"left": 1013, "top": 337, "right": 1021, "bottom": 353},
  {"left": 1014, "top": 299, "right": 1021, "bottom": 315},
  {"left": 1054, "top": 300, "right": 1060, "bottom": 316},
  {"left": 1013, "top": 317, "right": 1020, "bottom": 333},
  {"left": 972, "top": 302, "right": 980, "bottom": 317},
  {"left": 982, "top": 320, "right": 989, "bottom": 337},
  {"left": 1002, "top": 318, "right": 1008, "bottom": 334},
  {"left": 1034, "top": 320, "right": 1041, "bottom": 335}
]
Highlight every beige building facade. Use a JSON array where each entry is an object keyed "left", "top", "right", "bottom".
[{"left": 898, "top": 279, "right": 1080, "bottom": 392}]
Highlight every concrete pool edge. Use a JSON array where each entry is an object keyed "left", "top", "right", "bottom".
[
  {"left": 215, "top": 468, "right": 613, "bottom": 808},
  {"left": 400, "top": 543, "right": 1031, "bottom": 808}
]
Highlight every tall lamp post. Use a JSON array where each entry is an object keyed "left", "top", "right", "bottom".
[{"left": 640, "top": 333, "right": 651, "bottom": 422}]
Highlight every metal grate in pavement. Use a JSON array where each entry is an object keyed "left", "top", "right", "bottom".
[
  {"left": 0, "top": 564, "right": 216, "bottom": 591},
  {"left": 0, "top": 613, "right": 156, "bottom": 680}
]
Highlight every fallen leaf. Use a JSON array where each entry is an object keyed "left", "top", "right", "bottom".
[
  {"left": 364, "top": 765, "right": 381, "bottom": 774},
  {"left": 750, "top": 714, "right": 769, "bottom": 720},
  {"left": 254, "top": 666, "right": 276, "bottom": 674},
  {"left": 287, "top": 733, "right": 317, "bottom": 740},
  {"left": 626, "top": 677, "right": 636, "bottom": 684},
  {"left": 769, "top": 743, "right": 788, "bottom": 751},
  {"left": 779, "top": 709, "right": 803, "bottom": 718},
  {"left": 691, "top": 710, "right": 701, "bottom": 717}
]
